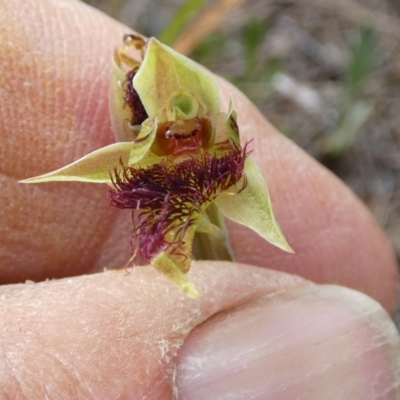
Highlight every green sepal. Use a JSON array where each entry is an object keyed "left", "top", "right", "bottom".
[
  {"left": 133, "top": 38, "right": 220, "bottom": 118},
  {"left": 215, "top": 157, "right": 294, "bottom": 253},
  {"left": 19, "top": 142, "right": 134, "bottom": 184}
]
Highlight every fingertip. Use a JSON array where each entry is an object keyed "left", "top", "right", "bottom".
[
  {"left": 217, "top": 78, "right": 399, "bottom": 312},
  {"left": 177, "top": 284, "right": 400, "bottom": 400}
]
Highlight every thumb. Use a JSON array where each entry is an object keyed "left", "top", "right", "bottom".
[
  {"left": 1, "top": 262, "right": 399, "bottom": 399},
  {"left": 177, "top": 284, "right": 400, "bottom": 399}
]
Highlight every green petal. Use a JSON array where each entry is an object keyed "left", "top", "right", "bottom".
[
  {"left": 20, "top": 142, "right": 133, "bottom": 184},
  {"left": 109, "top": 52, "right": 137, "bottom": 142},
  {"left": 215, "top": 157, "right": 294, "bottom": 253},
  {"left": 151, "top": 251, "right": 199, "bottom": 298},
  {"left": 226, "top": 99, "right": 240, "bottom": 144},
  {"left": 133, "top": 38, "right": 220, "bottom": 118},
  {"left": 128, "top": 117, "right": 158, "bottom": 165},
  {"left": 213, "top": 102, "right": 240, "bottom": 150}
]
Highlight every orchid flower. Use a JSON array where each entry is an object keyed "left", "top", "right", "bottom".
[{"left": 21, "top": 35, "right": 293, "bottom": 298}]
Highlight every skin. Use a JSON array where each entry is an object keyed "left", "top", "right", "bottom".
[{"left": 0, "top": 0, "right": 399, "bottom": 398}]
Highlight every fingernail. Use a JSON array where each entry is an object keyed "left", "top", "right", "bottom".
[{"left": 176, "top": 285, "right": 400, "bottom": 399}]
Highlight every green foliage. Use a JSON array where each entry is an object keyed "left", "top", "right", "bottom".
[
  {"left": 157, "top": 0, "right": 205, "bottom": 45},
  {"left": 243, "top": 19, "right": 268, "bottom": 78},
  {"left": 325, "top": 26, "right": 376, "bottom": 156},
  {"left": 323, "top": 101, "right": 373, "bottom": 156},
  {"left": 191, "top": 33, "right": 227, "bottom": 65},
  {"left": 263, "top": 58, "right": 282, "bottom": 83},
  {"left": 238, "top": 20, "right": 281, "bottom": 105},
  {"left": 345, "top": 26, "right": 376, "bottom": 100}
]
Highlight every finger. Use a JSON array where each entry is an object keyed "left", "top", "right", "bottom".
[
  {"left": 0, "top": 0, "right": 133, "bottom": 282},
  {"left": 177, "top": 282, "right": 400, "bottom": 400},
  {"left": 218, "top": 80, "right": 399, "bottom": 311},
  {"left": 0, "top": 0, "right": 397, "bottom": 311},
  {"left": 1, "top": 263, "right": 399, "bottom": 399}
]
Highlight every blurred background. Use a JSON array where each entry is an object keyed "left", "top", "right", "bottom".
[{"left": 85, "top": 0, "right": 400, "bottom": 325}]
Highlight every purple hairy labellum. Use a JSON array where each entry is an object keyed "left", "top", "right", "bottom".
[{"left": 108, "top": 144, "right": 249, "bottom": 265}]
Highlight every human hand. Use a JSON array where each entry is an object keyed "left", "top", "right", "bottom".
[{"left": 0, "top": 0, "right": 399, "bottom": 398}]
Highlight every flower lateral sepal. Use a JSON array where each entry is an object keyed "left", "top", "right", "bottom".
[
  {"left": 19, "top": 142, "right": 134, "bottom": 184},
  {"left": 215, "top": 157, "right": 294, "bottom": 253}
]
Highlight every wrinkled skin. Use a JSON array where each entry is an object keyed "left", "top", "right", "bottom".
[{"left": 0, "top": 0, "right": 399, "bottom": 399}]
